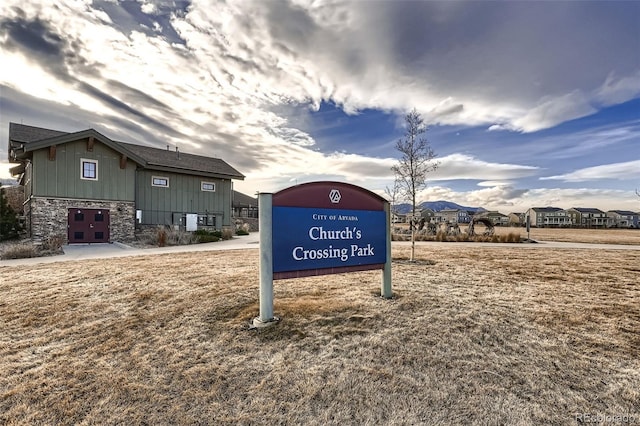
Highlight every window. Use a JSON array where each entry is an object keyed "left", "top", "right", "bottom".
[
  {"left": 152, "top": 176, "right": 169, "bottom": 187},
  {"left": 201, "top": 181, "right": 215, "bottom": 192},
  {"left": 198, "top": 214, "right": 216, "bottom": 226},
  {"left": 81, "top": 159, "right": 98, "bottom": 180}
]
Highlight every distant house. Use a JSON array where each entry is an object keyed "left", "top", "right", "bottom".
[
  {"left": 567, "top": 208, "right": 610, "bottom": 228},
  {"left": 482, "top": 211, "right": 509, "bottom": 226},
  {"left": 419, "top": 208, "right": 436, "bottom": 223},
  {"left": 435, "top": 209, "right": 471, "bottom": 224},
  {"left": 508, "top": 212, "right": 526, "bottom": 227},
  {"left": 606, "top": 210, "right": 639, "bottom": 228},
  {"left": 526, "top": 207, "right": 571, "bottom": 228},
  {"left": 391, "top": 212, "right": 406, "bottom": 224},
  {"left": 8, "top": 123, "right": 244, "bottom": 243}
]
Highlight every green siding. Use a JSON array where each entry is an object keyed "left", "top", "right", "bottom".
[
  {"left": 32, "top": 140, "right": 135, "bottom": 201},
  {"left": 135, "top": 170, "right": 233, "bottom": 227}
]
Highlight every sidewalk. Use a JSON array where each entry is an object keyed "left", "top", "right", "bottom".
[{"left": 0, "top": 232, "right": 260, "bottom": 267}]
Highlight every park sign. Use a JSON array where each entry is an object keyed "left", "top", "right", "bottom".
[{"left": 254, "top": 181, "right": 392, "bottom": 327}]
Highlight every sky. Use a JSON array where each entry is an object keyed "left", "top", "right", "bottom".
[{"left": 1, "top": 0, "right": 639, "bottom": 213}]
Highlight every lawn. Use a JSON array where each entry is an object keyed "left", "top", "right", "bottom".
[{"left": 1, "top": 244, "right": 639, "bottom": 424}]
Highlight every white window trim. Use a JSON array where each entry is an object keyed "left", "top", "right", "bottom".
[
  {"left": 152, "top": 176, "right": 170, "bottom": 188},
  {"left": 201, "top": 181, "right": 216, "bottom": 192},
  {"left": 80, "top": 158, "right": 98, "bottom": 181}
]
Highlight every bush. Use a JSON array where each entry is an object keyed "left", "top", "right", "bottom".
[
  {"left": 1, "top": 243, "right": 38, "bottom": 260},
  {"left": 0, "top": 184, "right": 21, "bottom": 241},
  {"left": 166, "top": 229, "right": 195, "bottom": 245},
  {"left": 221, "top": 228, "right": 233, "bottom": 240},
  {"left": 499, "top": 232, "right": 521, "bottom": 243},
  {"left": 193, "top": 229, "right": 221, "bottom": 243},
  {"left": 236, "top": 229, "right": 249, "bottom": 236},
  {"left": 40, "top": 235, "right": 65, "bottom": 255},
  {"left": 156, "top": 227, "right": 168, "bottom": 247}
]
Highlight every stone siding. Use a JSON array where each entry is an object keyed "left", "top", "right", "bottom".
[{"left": 27, "top": 197, "right": 135, "bottom": 243}]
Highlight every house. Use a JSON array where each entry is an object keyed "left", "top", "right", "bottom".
[
  {"left": 526, "top": 207, "right": 571, "bottom": 228},
  {"left": 8, "top": 123, "right": 244, "bottom": 243},
  {"left": 435, "top": 209, "right": 471, "bottom": 224},
  {"left": 606, "top": 210, "right": 639, "bottom": 228},
  {"left": 508, "top": 212, "right": 526, "bottom": 227},
  {"left": 567, "top": 208, "right": 610, "bottom": 228},
  {"left": 419, "top": 208, "right": 436, "bottom": 223},
  {"left": 483, "top": 211, "right": 509, "bottom": 226},
  {"left": 391, "top": 212, "right": 406, "bottom": 224}
]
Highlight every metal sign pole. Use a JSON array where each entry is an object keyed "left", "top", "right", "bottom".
[
  {"left": 254, "top": 192, "right": 276, "bottom": 327},
  {"left": 382, "top": 201, "right": 392, "bottom": 298}
]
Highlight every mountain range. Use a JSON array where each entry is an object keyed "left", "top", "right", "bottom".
[{"left": 393, "top": 201, "right": 486, "bottom": 214}]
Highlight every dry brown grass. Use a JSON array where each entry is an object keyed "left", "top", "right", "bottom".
[
  {"left": 394, "top": 224, "right": 640, "bottom": 245},
  {"left": 1, "top": 246, "right": 639, "bottom": 424},
  {"left": 485, "top": 226, "right": 640, "bottom": 245}
]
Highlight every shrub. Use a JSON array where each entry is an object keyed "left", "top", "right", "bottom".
[
  {"left": 1, "top": 243, "right": 37, "bottom": 260},
  {"left": 166, "top": 229, "right": 195, "bottom": 245},
  {"left": 193, "top": 229, "right": 221, "bottom": 243},
  {"left": 221, "top": 228, "right": 234, "bottom": 240},
  {"left": 236, "top": 229, "right": 249, "bottom": 236},
  {"left": 41, "top": 235, "right": 65, "bottom": 255},
  {"left": 456, "top": 233, "right": 470, "bottom": 242},
  {"left": 435, "top": 231, "right": 448, "bottom": 242},
  {"left": 156, "top": 227, "right": 168, "bottom": 247},
  {"left": 0, "top": 184, "right": 21, "bottom": 241}
]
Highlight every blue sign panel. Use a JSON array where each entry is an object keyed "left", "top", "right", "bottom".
[{"left": 272, "top": 206, "right": 387, "bottom": 273}]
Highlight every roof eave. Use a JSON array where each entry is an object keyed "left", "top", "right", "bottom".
[
  {"left": 20, "top": 129, "right": 147, "bottom": 166},
  {"left": 143, "top": 163, "right": 245, "bottom": 180}
]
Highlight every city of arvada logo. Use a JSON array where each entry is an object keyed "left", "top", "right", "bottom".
[{"left": 329, "top": 189, "right": 341, "bottom": 204}]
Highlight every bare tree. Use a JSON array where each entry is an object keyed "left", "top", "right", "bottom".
[
  {"left": 391, "top": 109, "right": 439, "bottom": 261},
  {"left": 384, "top": 177, "right": 402, "bottom": 219}
]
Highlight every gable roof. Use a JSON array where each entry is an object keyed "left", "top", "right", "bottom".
[
  {"left": 530, "top": 207, "right": 563, "bottom": 213},
  {"left": 569, "top": 207, "right": 605, "bottom": 214},
  {"left": 8, "top": 123, "right": 244, "bottom": 180},
  {"left": 8, "top": 122, "right": 68, "bottom": 143},
  {"left": 608, "top": 210, "right": 638, "bottom": 215},
  {"left": 232, "top": 190, "right": 257, "bottom": 208}
]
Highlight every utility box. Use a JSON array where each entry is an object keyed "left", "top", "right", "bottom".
[{"left": 186, "top": 214, "right": 198, "bottom": 231}]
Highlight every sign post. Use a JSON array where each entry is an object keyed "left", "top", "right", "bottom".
[
  {"left": 253, "top": 182, "right": 392, "bottom": 327},
  {"left": 256, "top": 192, "right": 275, "bottom": 325}
]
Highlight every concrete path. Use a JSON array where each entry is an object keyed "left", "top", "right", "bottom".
[{"left": 1, "top": 233, "right": 637, "bottom": 268}]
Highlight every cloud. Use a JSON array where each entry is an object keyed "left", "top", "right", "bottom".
[
  {"left": 540, "top": 160, "right": 640, "bottom": 182},
  {"left": 512, "top": 91, "right": 597, "bottom": 133},
  {"left": 1, "top": 0, "right": 639, "bottom": 212},
  {"left": 431, "top": 154, "right": 539, "bottom": 181},
  {"left": 595, "top": 70, "right": 640, "bottom": 106}
]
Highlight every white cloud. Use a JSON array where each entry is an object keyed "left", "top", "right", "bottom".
[
  {"left": 1, "top": 0, "right": 639, "bottom": 211},
  {"left": 595, "top": 70, "right": 640, "bottom": 106},
  {"left": 512, "top": 91, "right": 597, "bottom": 133},
  {"left": 540, "top": 160, "right": 640, "bottom": 182},
  {"left": 477, "top": 180, "right": 514, "bottom": 187},
  {"left": 431, "top": 154, "right": 539, "bottom": 181}
]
